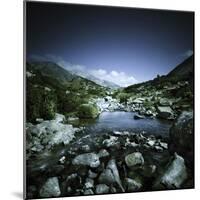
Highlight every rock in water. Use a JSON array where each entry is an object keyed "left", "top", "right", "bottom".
[
  {"left": 39, "top": 177, "right": 61, "bottom": 198},
  {"left": 153, "top": 153, "right": 187, "bottom": 189},
  {"left": 169, "top": 111, "right": 194, "bottom": 167},
  {"left": 125, "top": 152, "right": 144, "bottom": 168},
  {"left": 95, "top": 184, "right": 110, "bottom": 194},
  {"left": 72, "top": 153, "right": 100, "bottom": 168},
  {"left": 157, "top": 106, "right": 174, "bottom": 119},
  {"left": 98, "top": 159, "right": 125, "bottom": 192},
  {"left": 134, "top": 114, "right": 145, "bottom": 119}
]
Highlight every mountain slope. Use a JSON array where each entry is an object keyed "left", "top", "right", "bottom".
[
  {"left": 26, "top": 61, "right": 107, "bottom": 122},
  {"left": 167, "top": 55, "right": 194, "bottom": 78},
  {"left": 124, "top": 55, "right": 194, "bottom": 93}
]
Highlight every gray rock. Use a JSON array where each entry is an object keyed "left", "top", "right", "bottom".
[
  {"left": 110, "top": 186, "right": 117, "bottom": 193},
  {"left": 72, "top": 153, "right": 100, "bottom": 168},
  {"left": 154, "top": 145, "right": 163, "bottom": 152},
  {"left": 157, "top": 106, "right": 174, "bottom": 119},
  {"left": 146, "top": 139, "right": 156, "bottom": 147},
  {"left": 102, "top": 136, "right": 119, "bottom": 148},
  {"left": 134, "top": 114, "right": 145, "bottom": 120},
  {"left": 88, "top": 170, "right": 98, "bottom": 179},
  {"left": 159, "top": 98, "right": 173, "bottom": 106},
  {"left": 125, "top": 152, "right": 144, "bottom": 168},
  {"left": 153, "top": 153, "right": 187, "bottom": 189},
  {"left": 81, "top": 145, "right": 91, "bottom": 152},
  {"left": 125, "top": 178, "right": 142, "bottom": 192},
  {"left": 98, "top": 149, "right": 110, "bottom": 158},
  {"left": 159, "top": 142, "right": 168, "bottom": 149},
  {"left": 27, "top": 115, "right": 79, "bottom": 154},
  {"left": 95, "top": 184, "right": 110, "bottom": 194},
  {"left": 84, "top": 189, "right": 94, "bottom": 195},
  {"left": 84, "top": 178, "right": 94, "bottom": 189},
  {"left": 39, "top": 177, "right": 61, "bottom": 198},
  {"left": 98, "top": 159, "right": 125, "bottom": 192}
]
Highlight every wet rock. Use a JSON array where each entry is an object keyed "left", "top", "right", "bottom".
[
  {"left": 169, "top": 111, "right": 194, "bottom": 167},
  {"left": 157, "top": 106, "right": 174, "bottom": 120},
  {"left": 95, "top": 184, "right": 110, "bottom": 194},
  {"left": 125, "top": 178, "right": 142, "bottom": 192},
  {"left": 98, "top": 149, "right": 110, "bottom": 158},
  {"left": 72, "top": 153, "right": 100, "bottom": 168},
  {"left": 125, "top": 152, "right": 144, "bottom": 168},
  {"left": 98, "top": 159, "right": 125, "bottom": 192},
  {"left": 134, "top": 114, "right": 145, "bottom": 120},
  {"left": 153, "top": 153, "right": 187, "bottom": 189},
  {"left": 39, "top": 177, "right": 61, "bottom": 198},
  {"left": 84, "top": 189, "right": 94, "bottom": 195}
]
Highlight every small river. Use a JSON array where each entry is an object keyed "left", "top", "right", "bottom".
[{"left": 79, "top": 111, "right": 172, "bottom": 137}]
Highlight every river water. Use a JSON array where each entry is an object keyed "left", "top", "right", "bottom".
[{"left": 79, "top": 111, "right": 172, "bottom": 137}]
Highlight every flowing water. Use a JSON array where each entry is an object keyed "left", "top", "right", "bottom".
[{"left": 79, "top": 111, "right": 172, "bottom": 137}]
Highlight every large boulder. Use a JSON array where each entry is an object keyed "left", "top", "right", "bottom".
[
  {"left": 157, "top": 106, "right": 174, "bottom": 119},
  {"left": 153, "top": 153, "right": 187, "bottom": 189},
  {"left": 78, "top": 104, "right": 99, "bottom": 119},
  {"left": 98, "top": 159, "right": 124, "bottom": 192},
  {"left": 26, "top": 115, "right": 79, "bottom": 153},
  {"left": 72, "top": 153, "right": 100, "bottom": 168},
  {"left": 39, "top": 177, "right": 61, "bottom": 198},
  {"left": 125, "top": 152, "right": 144, "bottom": 168},
  {"left": 169, "top": 111, "right": 194, "bottom": 167},
  {"left": 95, "top": 184, "right": 110, "bottom": 194}
]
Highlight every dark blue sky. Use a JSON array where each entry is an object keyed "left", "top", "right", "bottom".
[{"left": 26, "top": 1, "right": 194, "bottom": 85}]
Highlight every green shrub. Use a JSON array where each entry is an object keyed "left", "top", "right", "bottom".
[{"left": 78, "top": 104, "right": 99, "bottom": 118}]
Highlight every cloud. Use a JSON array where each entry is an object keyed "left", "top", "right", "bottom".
[
  {"left": 182, "top": 49, "right": 193, "bottom": 58},
  {"left": 28, "top": 54, "right": 137, "bottom": 87},
  {"left": 90, "top": 69, "right": 137, "bottom": 87}
]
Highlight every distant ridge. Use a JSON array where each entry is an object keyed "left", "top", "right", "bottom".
[{"left": 167, "top": 55, "right": 194, "bottom": 78}]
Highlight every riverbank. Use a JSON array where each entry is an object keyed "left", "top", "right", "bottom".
[{"left": 26, "top": 111, "right": 194, "bottom": 199}]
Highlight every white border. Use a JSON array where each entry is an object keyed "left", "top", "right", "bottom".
[{"left": 0, "top": 0, "right": 199, "bottom": 199}]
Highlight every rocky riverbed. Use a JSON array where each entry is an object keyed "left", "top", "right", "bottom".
[{"left": 26, "top": 111, "right": 194, "bottom": 199}]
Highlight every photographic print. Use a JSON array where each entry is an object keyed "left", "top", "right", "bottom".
[{"left": 25, "top": 1, "right": 194, "bottom": 199}]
